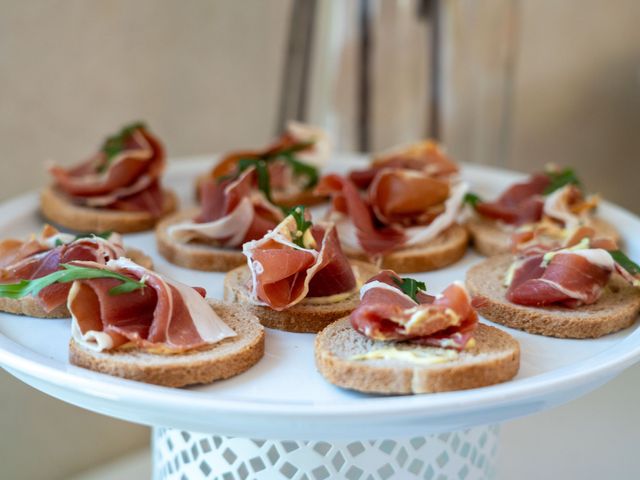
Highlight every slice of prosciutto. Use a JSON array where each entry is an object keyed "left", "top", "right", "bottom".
[
  {"left": 168, "top": 167, "right": 283, "bottom": 248},
  {"left": 349, "top": 140, "right": 459, "bottom": 190},
  {"left": 210, "top": 121, "right": 330, "bottom": 191},
  {"left": 316, "top": 173, "right": 467, "bottom": 256},
  {"left": 49, "top": 123, "right": 166, "bottom": 216},
  {"left": 68, "top": 258, "right": 235, "bottom": 352},
  {"left": 350, "top": 271, "right": 477, "bottom": 350},
  {"left": 506, "top": 250, "right": 615, "bottom": 307},
  {"left": 0, "top": 227, "right": 127, "bottom": 313},
  {"left": 242, "top": 215, "right": 356, "bottom": 311},
  {"left": 475, "top": 174, "right": 550, "bottom": 226}
]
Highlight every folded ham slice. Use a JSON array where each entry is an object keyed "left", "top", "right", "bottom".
[
  {"left": 316, "top": 173, "right": 467, "bottom": 256},
  {"left": 49, "top": 123, "right": 166, "bottom": 216},
  {"left": 349, "top": 140, "right": 458, "bottom": 190},
  {"left": 0, "top": 227, "right": 127, "bottom": 312},
  {"left": 68, "top": 258, "right": 235, "bottom": 352},
  {"left": 210, "top": 121, "right": 330, "bottom": 192},
  {"left": 168, "top": 167, "right": 283, "bottom": 248},
  {"left": 242, "top": 215, "right": 356, "bottom": 311},
  {"left": 506, "top": 251, "right": 615, "bottom": 307},
  {"left": 475, "top": 174, "right": 549, "bottom": 226},
  {"left": 350, "top": 271, "right": 477, "bottom": 350},
  {"left": 505, "top": 227, "right": 636, "bottom": 308}
]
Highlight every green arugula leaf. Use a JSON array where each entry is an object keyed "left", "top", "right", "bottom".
[
  {"left": 464, "top": 192, "right": 482, "bottom": 208},
  {"left": 609, "top": 250, "right": 640, "bottom": 275},
  {"left": 237, "top": 158, "right": 272, "bottom": 202},
  {"left": 289, "top": 206, "right": 313, "bottom": 248},
  {"left": 544, "top": 167, "right": 582, "bottom": 195},
  {"left": 98, "top": 121, "right": 146, "bottom": 173},
  {"left": 0, "top": 264, "right": 146, "bottom": 299},
  {"left": 393, "top": 276, "right": 427, "bottom": 303},
  {"left": 264, "top": 141, "right": 314, "bottom": 159}
]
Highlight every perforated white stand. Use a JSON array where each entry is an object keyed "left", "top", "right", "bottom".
[{"left": 152, "top": 425, "right": 499, "bottom": 480}]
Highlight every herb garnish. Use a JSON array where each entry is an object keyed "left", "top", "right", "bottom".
[
  {"left": 608, "top": 250, "right": 640, "bottom": 275},
  {"left": 98, "top": 121, "right": 146, "bottom": 173},
  {"left": 0, "top": 264, "right": 146, "bottom": 299},
  {"left": 463, "top": 192, "right": 482, "bottom": 207},
  {"left": 237, "top": 158, "right": 272, "bottom": 201},
  {"left": 393, "top": 276, "right": 427, "bottom": 302},
  {"left": 544, "top": 167, "right": 582, "bottom": 195},
  {"left": 54, "top": 231, "right": 113, "bottom": 247},
  {"left": 221, "top": 140, "right": 318, "bottom": 191},
  {"left": 289, "top": 206, "right": 313, "bottom": 248}
]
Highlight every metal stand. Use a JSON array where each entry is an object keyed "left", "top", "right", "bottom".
[{"left": 153, "top": 425, "right": 499, "bottom": 479}]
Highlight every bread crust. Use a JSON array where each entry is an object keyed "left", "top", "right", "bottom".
[
  {"left": 346, "top": 223, "right": 469, "bottom": 273},
  {"left": 156, "top": 208, "right": 246, "bottom": 272},
  {"left": 466, "top": 254, "right": 640, "bottom": 338},
  {"left": 467, "top": 215, "right": 621, "bottom": 257},
  {"left": 40, "top": 185, "right": 178, "bottom": 233},
  {"left": 315, "top": 320, "right": 520, "bottom": 394},
  {"left": 0, "top": 248, "right": 152, "bottom": 318},
  {"left": 224, "top": 261, "right": 380, "bottom": 333},
  {"left": 69, "top": 301, "right": 264, "bottom": 387}
]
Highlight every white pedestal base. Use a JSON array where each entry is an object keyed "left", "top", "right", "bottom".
[{"left": 152, "top": 425, "right": 499, "bottom": 480}]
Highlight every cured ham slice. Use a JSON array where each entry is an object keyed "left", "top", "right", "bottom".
[
  {"left": 475, "top": 174, "right": 549, "bottom": 226},
  {"left": 316, "top": 173, "right": 467, "bottom": 255},
  {"left": 350, "top": 271, "right": 477, "bottom": 350},
  {"left": 0, "top": 227, "right": 127, "bottom": 312},
  {"left": 49, "top": 123, "right": 166, "bottom": 216},
  {"left": 242, "top": 215, "right": 356, "bottom": 311},
  {"left": 168, "top": 168, "right": 283, "bottom": 248},
  {"left": 506, "top": 251, "right": 614, "bottom": 307},
  {"left": 68, "top": 258, "right": 235, "bottom": 352},
  {"left": 210, "top": 121, "right": 330, "bottom": 191},
  {"left": 316, "top": 174, "right": 406, "bottom": 255},
  {"left": 350, "top": 140, "right": 458, "bottom": 190}
]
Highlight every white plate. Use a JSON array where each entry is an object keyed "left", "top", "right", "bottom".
[{"left": 1, "top": 155, "right": 639, "bottom": 440}]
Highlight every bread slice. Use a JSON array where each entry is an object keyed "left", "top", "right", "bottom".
[
  {"left": 0, "top": 248, "right": 153, "bottom": 319},
  {"left": 156, "top": 208, "right": 246, "bottom": 272},
  {"left": 467, "top": 215, "right": 621, "bottom": 257},
  {"left": 195, "top": 173, "right": 326, "bottom": 208},
  {"left": 466, "top": 254, "right": 640, "bottom": 338},
  {"left": 315, "top": 319, "right": 520, "bottom": 394},
  {"left": 224, "top": 261, "right": 380, "bottom": 333},
  {"left": 345, "top": 223, "right": 468, "bottom": 273},
  {"left": 40, "top": 185, "right": 178, "bottom": 233},
  {"left": 69, "top": 300, "right": 264, "bottom": 387}
]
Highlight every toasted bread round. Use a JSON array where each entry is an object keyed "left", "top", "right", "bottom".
[
  {"left": 223, "top": 261, "right": 380, "bottom": 333},
  {"left": 345, "top": 223, "right": 468, "bottom": 273},
  {"left": 156, "top": 208, "right": 246, "bottom": 272},
  {"left": 467, "top": 215, "right": 621, "bottom": 257},
  {"left": 195, "top": 173, "right": 326, "bottom": 208},
  {"left": 69, "top": 301, "right": 264, "bottom": 387},
  {"left": 466, "top": 254, "right": 640, "bottom": 338},
  {"left": 315, "top": 319, "right": 520, "bottom": 394},
  {"left": 0, "top": 248, "right": 153, "bottom": 319},
  {"left": 40, "top": 185, "right": 178, "bottom": 233}
]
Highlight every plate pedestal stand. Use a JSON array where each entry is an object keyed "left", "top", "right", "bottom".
[{"left": 152, "top": 425, "right": 499, "bottom": 480}]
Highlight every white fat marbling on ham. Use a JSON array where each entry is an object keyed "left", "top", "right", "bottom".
[
  {"left": 168, "top": 196, "right": 255, "bottom": 246},
  {"left": 286, "top": 121, "right": 331, "bottom": 168},
  {"left": 543, "top": 185, "right": 584, "bottom": 230}
]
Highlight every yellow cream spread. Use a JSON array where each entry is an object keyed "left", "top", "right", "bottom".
[{"left": 349, "top": 347, "right": 459, "bottom": 365}]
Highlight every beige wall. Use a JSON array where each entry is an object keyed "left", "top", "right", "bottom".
[{"left": 1, "top": 1, "right": 639, "bottom": 479}]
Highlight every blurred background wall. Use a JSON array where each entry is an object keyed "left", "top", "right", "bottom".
[{"left": 0, "top": 1, "right": 639, "bottom": 479}]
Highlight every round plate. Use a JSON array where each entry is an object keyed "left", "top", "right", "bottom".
[{"left": 1, "top": 156, "right": 639, "bottom": 440}]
